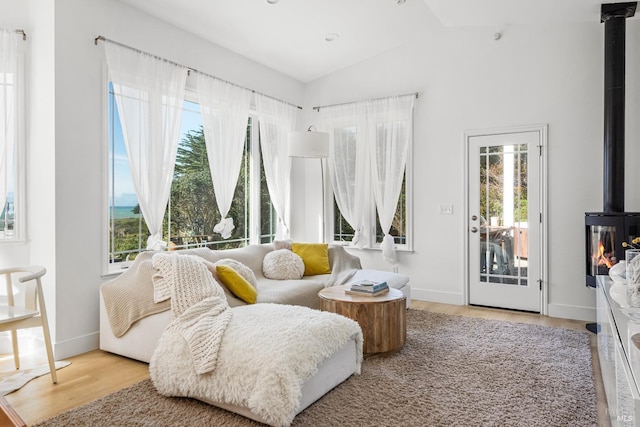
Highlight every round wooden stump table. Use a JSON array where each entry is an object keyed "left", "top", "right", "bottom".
[{"left": 318, "top": 284, "right": 406, "bottom": 356}]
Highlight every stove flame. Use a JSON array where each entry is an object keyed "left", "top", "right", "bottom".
[{"left": 596, "top": 241, "right": 615, "bottom": 269}]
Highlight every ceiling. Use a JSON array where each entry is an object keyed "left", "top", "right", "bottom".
[{"left": 119, "top": 0, "right": 635, "bottom": 83}]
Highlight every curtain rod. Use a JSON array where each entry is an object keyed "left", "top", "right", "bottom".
[
  {"left": 2, "top": 29, "right": 26, "bottom": 40},
  {"left": 312, "top": 92, "right": 419, "bottom": 112},
  {"left": 94, "top": 35, "right": 302, "bottom": 110}
]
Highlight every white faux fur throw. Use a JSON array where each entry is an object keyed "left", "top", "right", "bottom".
[
  {"left": 150, "top": 303, "right": 363, "bottom": 427},
  {"left": 152, "top": 253, "right": 231, "bottom": 375}
]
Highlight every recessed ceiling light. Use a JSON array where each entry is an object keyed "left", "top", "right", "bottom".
[
  {"left": 325, "top": 33, "right": 340, "bottom": 42},
  {"left": 266, "top": 0, "right": 279, "bottom": 4}
]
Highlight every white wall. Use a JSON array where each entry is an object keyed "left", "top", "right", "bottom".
[
  {"left": 298, "top": 20, "right": 640, "bottom": 321},
  {"left": 27, "top": 0, "right": 58, "bottom": 353},
  {"left": 1, "top": 0, "right": 304, "bottom": 358}
]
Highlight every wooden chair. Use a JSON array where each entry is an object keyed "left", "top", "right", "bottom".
[{"left": 0, "top": 266, "right": 56, "bottom": 384}]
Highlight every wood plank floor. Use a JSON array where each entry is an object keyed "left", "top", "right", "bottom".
[
  {"left": 1, "top": 302, "right": 609, "bottom": 426},
  {"left": 0, "top": 350, "right": 149, "bottom": 425}
]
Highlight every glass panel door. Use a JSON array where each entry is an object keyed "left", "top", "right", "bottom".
[{"left": 468, "top": 130, "right": 541, "bottom": 312}]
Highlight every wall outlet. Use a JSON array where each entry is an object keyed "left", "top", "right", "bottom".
[{"left": 439, "top": 204, "right": 453, "bottom": 215}]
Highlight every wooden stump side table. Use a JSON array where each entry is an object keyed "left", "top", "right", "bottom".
[{"left": 318, "top": 285, "right": 406, "bottom": 355}]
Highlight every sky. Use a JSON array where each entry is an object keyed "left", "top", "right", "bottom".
[{"left": 110, "top": 95, "right": 203, "bottom": 207}]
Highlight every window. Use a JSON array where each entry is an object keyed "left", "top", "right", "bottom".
[
  {"left": 107, "top": 87, "right": 276, "bottom": 270},
  {"left": 259, "top": 132, "right": 278, "bottom": 243},
  {"left": 323, "top": 96, "right": 414, "bottom": 253},
  {"left": 0, "top": 31, "right": 24, "bottom": 241},
  {"left": 332, "top": 171, "right": 409, "bottom": 248}
]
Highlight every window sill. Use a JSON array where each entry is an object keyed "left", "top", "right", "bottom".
[
  {"left": 102, "top": 262, "right": 134, "bottom": 279},
  {"left": 101, "top": 270, "right": 122, "bottom": 279},
  {"left": 0, "top": 238, "right": 26, "bottom": 245},
  {"left": 330, "top": 241, "right": 414, "bottom": 253}
]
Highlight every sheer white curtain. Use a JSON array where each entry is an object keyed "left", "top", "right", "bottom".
[
  {"left": 319, "top": 104, "right": 369, "bottom": 248},
  {"left": 0, "top": 29, "right": 19, "bottom": 224},
  {"left": 367, "top": 95, "right": 414, "bottom": 265},
  {"left": 105, "top": 43, "right": 188, "bottom": 250},
  {"left": 196, "top": 74, "right": 251, "bottom": 239},
  {"left": 321, "top": 94, "right": 414, "bottom": 265},
  {"left": 254, "top": 94, "right": 297, "bottom": 240}
]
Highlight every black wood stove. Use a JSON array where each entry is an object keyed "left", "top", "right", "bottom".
[{"left": 585, "top": 2, "right": 638, "bottom": 289}]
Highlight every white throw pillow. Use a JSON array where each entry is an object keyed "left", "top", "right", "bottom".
[
  {"left": 272, "top": 239, "right": 293, "bottom": 250},
  {"left": 263, "top": 249, "right": 305, "bottom": 280},
  {"left": 213, "top": 258, "right": 258, "bottom": 289}
]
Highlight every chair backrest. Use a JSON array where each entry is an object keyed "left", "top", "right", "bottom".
[{"left": 0, "top": 266, "right": 46, "bottom": 313}]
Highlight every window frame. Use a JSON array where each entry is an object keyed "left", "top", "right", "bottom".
[
  {"left": 103, "top": 74, "right": 274, "bottom": 275},
  {"left": 0, "top": 50, "right": 25, "bottom": 243},
  {"left": 326, "top": 113, "right": 413, "bottom": 253}
]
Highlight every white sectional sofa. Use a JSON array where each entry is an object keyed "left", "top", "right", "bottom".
[
  {"left": 100, "top": 243, "right": 410, "bottom": 363},
  {"left": 99, "top": 243, "right": 410, "bottom": 426}
]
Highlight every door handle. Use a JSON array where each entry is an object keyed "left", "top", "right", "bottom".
[{"left": 471, "top": 227, "right": 478, "bottom": 233}]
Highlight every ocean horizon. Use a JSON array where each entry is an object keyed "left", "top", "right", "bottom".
[{"left": 110, "top": 205, "right": 139, "bottom": 220}]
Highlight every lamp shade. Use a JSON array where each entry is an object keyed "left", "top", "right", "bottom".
[{"left": 288, "top": 130, "right": 329, "bottom": 158}]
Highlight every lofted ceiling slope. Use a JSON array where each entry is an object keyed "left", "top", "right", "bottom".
[{"left": 119, "top": 0, "right": 637, "bottom": 83}]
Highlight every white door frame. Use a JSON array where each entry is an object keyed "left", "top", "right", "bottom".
[{"left": 462, "top": 124, "right": 549, "bottom": 315}]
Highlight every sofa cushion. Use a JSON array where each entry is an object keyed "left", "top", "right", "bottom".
[
  {"left": 256, "top": 278, "right": 326, "bottom": 311},
  {"left": 292, "top": 243, "right": 332, "bottom": 276},
  {"left": 216, "top": 265, "right": 257, "bottom": 304},
  {"left": 213, "top": 259, "right": 258, "bottom": 289},
  {"left": 150, "top": 303, "right": 363, "bottom": 426},
  {"left": 349, "top": 269, "right": 409, "bottom": 289},
  {"left": 272, "top": 239, "right": 293, "bottom": 250},
  {"left": 200, "top": 245, "right": 272, "bottom": 277},
  {"left": 263, "top": 249, "right": 305, "bottom": 280}
]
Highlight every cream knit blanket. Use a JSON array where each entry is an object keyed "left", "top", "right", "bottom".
[
  {"left": 152, "top": 253, "right": 231, "bottom": 374},
  {"left": 101, "top": 248, "right": 215, "bottom": 338}
]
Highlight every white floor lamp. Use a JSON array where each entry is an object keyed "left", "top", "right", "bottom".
[{"left": 289, "top": 126, "right": 330, "bottom": 242}]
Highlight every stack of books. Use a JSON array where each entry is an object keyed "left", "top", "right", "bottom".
[{"left": 346, "top": 280, "right": 389, "bottom": 297}]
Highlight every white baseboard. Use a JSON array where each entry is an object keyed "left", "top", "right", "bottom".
[
  {"left": 0, "top": 330, "right": 43, "bottom": 354},
  {"left": 0, "top": 330, "right": 100, "bottom": 360},
  {"left": 547, "top": 303, "right": 596, "bottom": 323},
  {"left": 53, "top": 331, "right": 100, "bottom": 360},
  {"left": 411, "top": 291, "right": 596, "bottom": 323},
  {"left": 411, "top": 289, "right": 464, "bottom": 306}
]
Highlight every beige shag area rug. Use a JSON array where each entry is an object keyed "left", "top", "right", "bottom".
[{"left": 34, "top": 310, "right": 597, "bottom": 426}]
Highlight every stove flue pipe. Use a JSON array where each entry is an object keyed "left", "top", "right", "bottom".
[{"left": 601, "top": 2, "right": 636, "bottom": 213}]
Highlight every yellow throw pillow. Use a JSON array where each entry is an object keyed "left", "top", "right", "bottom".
[
  {"left": 216, "top": 265, "right": 257, "bottom": 304},
  {"left": 291, "top": 243, "right": 331, "bottom": 276}
]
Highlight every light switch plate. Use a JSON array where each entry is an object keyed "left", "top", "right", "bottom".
[{"left": 439, "top": 204, "right": 453, "bottom": 215}]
